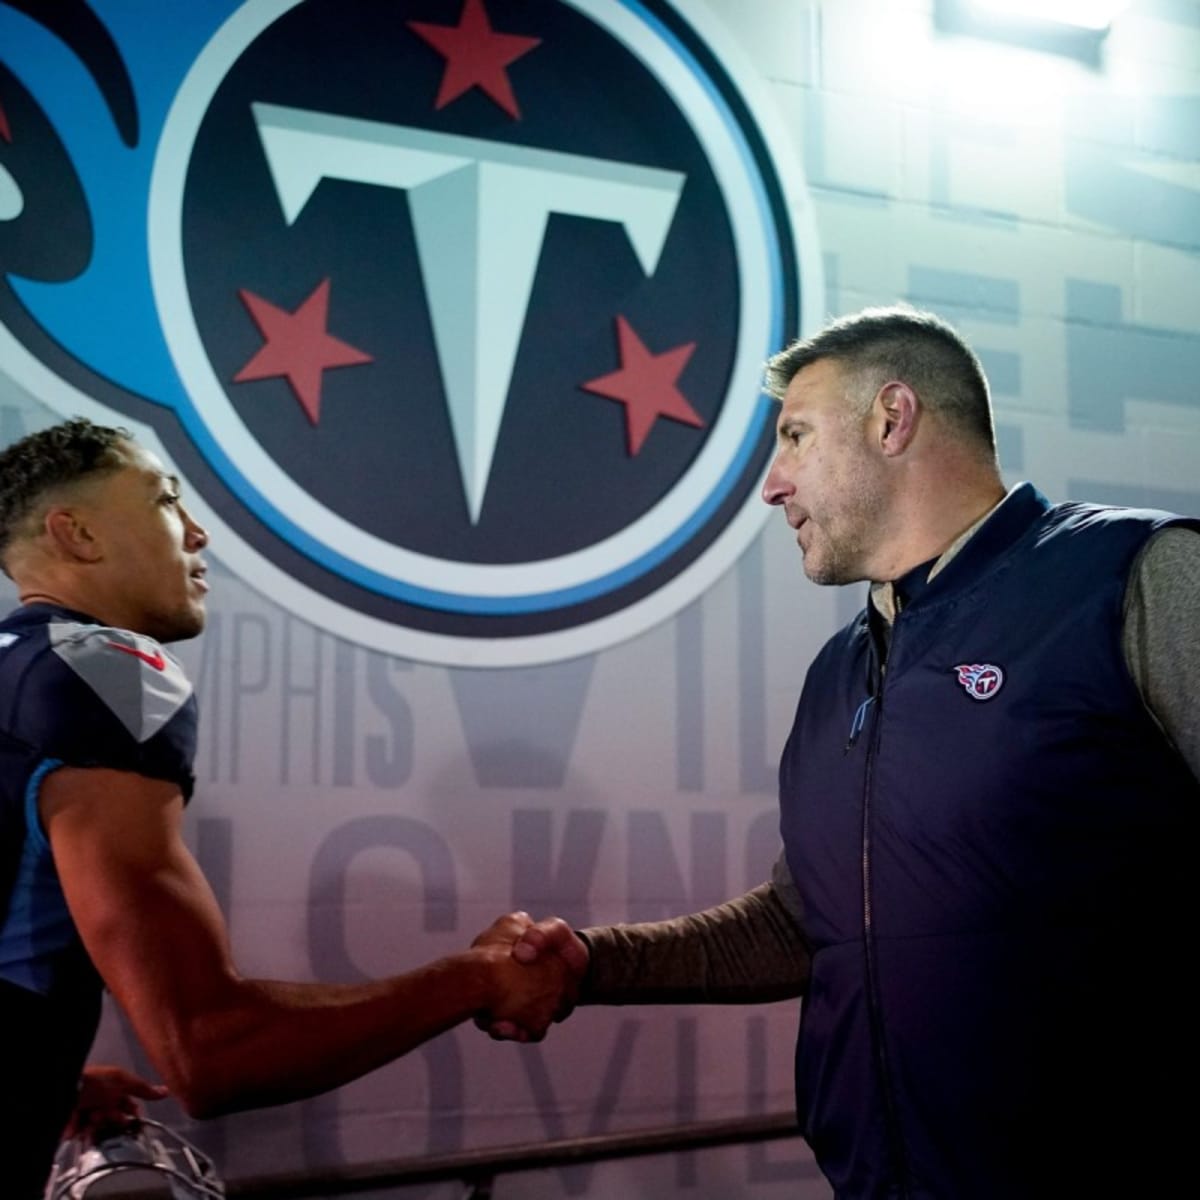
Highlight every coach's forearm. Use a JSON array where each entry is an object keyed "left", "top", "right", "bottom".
[{"left": 578, "top": 882, "right": 809, "bottom": 1005}]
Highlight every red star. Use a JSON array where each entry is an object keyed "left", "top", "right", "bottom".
[
  {"left": 582, "top": 316, "right": 704, "bottom": 456},
  {"left": 407, "top": 0, "right": 541, "bottom": 119},
  {"left": 0, "top": 101, "right": 11, "bottom": 143},
  {"left": 233, "top": 280, "right": 372, "bottom": 426}
]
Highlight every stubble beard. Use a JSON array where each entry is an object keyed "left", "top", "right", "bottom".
[{"left": 800, "top": 457, "right": 889, "bottom": 588}]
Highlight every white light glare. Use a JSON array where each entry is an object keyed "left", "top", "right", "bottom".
[{"left": 969, "top": 1, "right": 1132, "bottom": 31}]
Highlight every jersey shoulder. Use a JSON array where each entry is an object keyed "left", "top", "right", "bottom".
[
  {"left": 45, "top": 621, "right": 193, "bottom": 744},
  {"left": 0, "top": 610, "right": 196, "bottom": 783}
]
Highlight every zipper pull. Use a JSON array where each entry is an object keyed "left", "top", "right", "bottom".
[{"left": 844, "top": 694, "right": 876, "bottom": 753}]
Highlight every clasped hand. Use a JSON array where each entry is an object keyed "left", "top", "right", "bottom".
[{"left": 470, "top": 911, "right": 589, "bottom": 1042}]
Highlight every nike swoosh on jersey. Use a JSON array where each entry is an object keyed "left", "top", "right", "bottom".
[{"left": 105, "top": 640, "right": 167, "bottom": 671}]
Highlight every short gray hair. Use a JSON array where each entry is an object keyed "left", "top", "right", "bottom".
[{"left": 764, "top": 304, "right": 996, "bottom": 454}]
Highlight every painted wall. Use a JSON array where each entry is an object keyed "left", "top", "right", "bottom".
[{"left": 1, "top": 1, "right": 1197, "bottom": 1196}]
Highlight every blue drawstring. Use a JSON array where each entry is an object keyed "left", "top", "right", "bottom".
[{"left": 845, "top": 695, "right": 876, "bottom": 752}]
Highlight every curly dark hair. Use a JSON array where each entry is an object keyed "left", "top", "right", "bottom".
[{"left": 0, "top": 417, "right": 132, "bottom": 567}]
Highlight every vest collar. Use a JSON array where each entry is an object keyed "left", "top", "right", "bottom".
[{"left": 870, "top": 482, "right": 1050, "bottom": 622}]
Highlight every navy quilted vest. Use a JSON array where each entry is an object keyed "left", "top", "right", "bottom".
[{"left": 780, "top": 484, "right": 1200, "bottom": 1199}]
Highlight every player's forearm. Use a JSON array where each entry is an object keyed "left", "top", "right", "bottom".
[
  {"left": 140, "top": 936, "right": 569, "bottom": 1119},
  {"left": 135, "top": 949, "right": 500, "bottom": 1118},
  {"left": 578, "top": 883, "right": 809, "bottom": 1005},
  {"left": 69, "top": 853, "right": 498, "bottom": 1117}
]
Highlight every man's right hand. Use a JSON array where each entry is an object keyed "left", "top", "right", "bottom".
[
  {"left": 476, "top": 913, "right": 590, "bottom": 1041},
  {"left": 511, "top": 916, "right": 590, "bottom": 975}
]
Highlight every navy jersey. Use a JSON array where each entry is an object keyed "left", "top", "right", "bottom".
[{"left": 0, "top": 602, "right": 197, "bottom": 1197}]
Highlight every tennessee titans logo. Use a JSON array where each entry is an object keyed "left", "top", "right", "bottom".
[
  {"left": 954, "top": 663, "right": 1004, "bottom": 701},
  {"left": 0, "top": 0, "right": 819, "bottom": 665}
]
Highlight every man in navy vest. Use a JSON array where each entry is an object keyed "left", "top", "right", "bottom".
[
  {"left": 500, "top": 305, "right": 1200, "bottom": 1198},
  {"left": 0, "top": 419, "right": 572, "bottom": 1197}
]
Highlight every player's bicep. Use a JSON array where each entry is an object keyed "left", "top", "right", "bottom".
[{"left": 39, "top": 767, "right": 237, "bottom": 1038}]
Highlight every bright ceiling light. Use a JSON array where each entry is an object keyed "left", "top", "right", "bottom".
[{"left": 967, "top": 1, "right": 1132, "bottom": 31}]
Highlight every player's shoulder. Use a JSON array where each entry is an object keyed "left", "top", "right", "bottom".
[
  {"left": 1, "top": 608, "right": 194, "bottom": 747},
  {"left": 46, "top": 619, "right": 193, "bottom": 742},
  {"left": 48, "top": 618, "right": 182, "bottom": 673}
]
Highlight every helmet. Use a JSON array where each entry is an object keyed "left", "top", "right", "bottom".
[{"left": 43, "top": 1118, "right": 224, "bottom": 1199}]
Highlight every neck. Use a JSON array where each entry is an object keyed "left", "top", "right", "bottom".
[
  {"left": 16, "top": 573, "right": 109, "bottom": 622},
  {"left": 871, "top": 469, "right": 1007, "bottom": 583},
  {"left": 18, "top": 590, "right": 77, "bottom": 610}
]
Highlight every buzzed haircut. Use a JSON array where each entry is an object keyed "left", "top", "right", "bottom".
[
  {"left": 0, "top": 417, "right": 132, "bottom": 568},
  {"left": 764, "top": 305, "right": 996, "bottom": 455}
]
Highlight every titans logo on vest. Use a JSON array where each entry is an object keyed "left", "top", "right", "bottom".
[
  {"left": 0, "top": 0, "right": 819, "bottom": 664},
  {"left": 954, "top": 662, "right": 1005, "bottom": 701}
]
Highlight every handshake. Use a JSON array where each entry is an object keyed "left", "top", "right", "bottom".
[{"left": 468, "top": 911, "right": 591, "bottom": 1043}]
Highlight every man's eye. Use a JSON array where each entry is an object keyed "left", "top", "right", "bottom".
[{"left": 161, "top": 492, "right": 180, "bottom": 505}]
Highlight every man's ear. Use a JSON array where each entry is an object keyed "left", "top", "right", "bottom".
[
  {"left": 44, "top": 506, "right": 104, "bottom": 563},
  {"left": 875, "top": 381, "right": 919, "bottom": 458}
]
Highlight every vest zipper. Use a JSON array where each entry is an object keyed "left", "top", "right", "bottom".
[
  {"left": 844, "top": 695, "right": 875, "bottom": 752},
  {"left": 846, "top": 611, "right": 886, "bottom": 753},
  {"left": 861, "top": 622, "right": 912, "bottom": 1198}
]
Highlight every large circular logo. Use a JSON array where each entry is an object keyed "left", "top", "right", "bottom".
[{"left": 1, "top": 0, "right": 821, "bottom": 665}]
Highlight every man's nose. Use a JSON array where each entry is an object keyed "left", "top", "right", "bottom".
[
  {"left": 183, "top": 509, "right": 209, "bottom": 550},
  {"left": 761, "top": 456, "right": 792, "bottom": 506}
]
